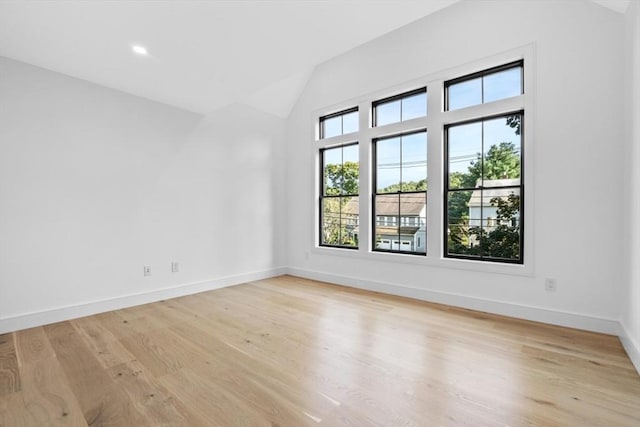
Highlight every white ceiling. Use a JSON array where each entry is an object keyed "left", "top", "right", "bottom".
[
  {"left": 0, "top": 0, "right": 459, "bottom": 117},
  {"left": 0, "top": 1, "right": 630, "bottom": 118}
]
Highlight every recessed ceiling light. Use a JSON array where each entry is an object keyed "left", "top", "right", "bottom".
[{"left": 131, "top": 45, "right": 148, "bottom": 56}]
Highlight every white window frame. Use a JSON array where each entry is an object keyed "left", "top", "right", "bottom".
[{"left": 311, "top": 45, "right": 535, "bottom": 277}]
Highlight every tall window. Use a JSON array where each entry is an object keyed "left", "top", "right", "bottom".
[
  {"left": 373, "top": 130, "right": 427, "bottom": 255},
  {"left": 444, "top": 61, "right": 524, "bottom": 263},
  {"left": 320, "top": 143, "right": 359, "bottom": 248}
]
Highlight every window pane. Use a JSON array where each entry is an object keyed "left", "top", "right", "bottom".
[
  {"left": 401, "top": 132, "right": 427, "bottom": 191},
  {"left": 342, "top": 144, "right": 359, "bottom": 195},
  {"left": 322, "top": 116, "right": 342, "bottom": 138},
  {"left": 399, "top": 193, "right": 426, "bottom": 254},
  {"left": 448, "top": 77, "right": 481, "bottom": 110},
  {"left": 448, "top": 122, "right": 482, "bottom": 189},
  {"left": 376, "top": 137, "right": 401, "bottom": 192},
  {"left": 482, "top": 115, "right": 521, "bottom": 182},
  {"left": 323, "top": 147, "right": 342, "bottom": 196},
  {"left": 321, "top": 198, "right": 341, "bottom": 245},
  {"left": 341, "top": 196, "right": 359, "bottom": 247},
  {"left": 321, "top": 196, "right": 359, "bottom": 248},
  {"left": 342, "top": 111, "right": 359, "bottom": 134},
  {"left": 402, "top": 92, "right": 427, "bottom": 121},
  {"left": 376, "top": 100, "right": 401, "bottom": 126},
  {"left": 375, "top": 194, "right": 399, "bottom": 250},
  {"left": 480, "top": 188, "right": 521, "bottom": 260},
  {"left": 484, "top": 67, "right": 522, "bottom": 103},
  {"left": 447, "top": 190, "right": 476, "bottom": 257}
]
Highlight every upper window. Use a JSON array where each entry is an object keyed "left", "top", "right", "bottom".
[
  {"left": 445, "top": 61, "right": 523, "bottom": 111},
  {"left": 319, "top": 143, "right": 359, "bottom": 248},
  {"left": 320, "top": 107, "right": 358, "bottom": 139},
  {"left": 373, "top": 88, "right": 427, "bottom": 127},
  {"left": 373, "top": 130, "right": 427, "bottom": 255}
]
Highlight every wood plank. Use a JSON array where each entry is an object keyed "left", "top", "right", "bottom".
[
  {"left": 0, "top": 333, "right": 20, "bottom": 395},
  {"left": 44, "top": 321, "right": 147, "bottom": 426}
]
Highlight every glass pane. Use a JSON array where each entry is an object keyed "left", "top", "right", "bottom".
[
  {"left": 376, "top": 100, "right": 401, "bottom": 126},
  {"left": 479, "top": 188, "right": 521, "bottom": 260},
  {"left": 448, "top": 77, "right": 481, "bottom": 110},
  {"left": 447, "top": 190, "right": 476, "bottom": 257},
  {"left": 399, "top": 193, "right": 426, "bottom": 254},
  {"left": 402, "top": 92, "right": 427, "bottom": 121},
  {"left": 322, "top": 116, "right": 341, "bottom": 138},
  {"left": 340, "top": 196, "right": 359, "bottom": 247},
  {"left": 323, "top": 147, "right": 342, "bottom": 196},
  {"left": 448, "top": 122, "right": 482, "bottom": 189},
  {"left": 401, "top": 132, "right": 427, "bottom": 191},
  {"left": 376, "top": 137, "right": 401, "bottom": 192},
  {"left": 321, "top": 198, "right": 341, "bottom": 245},
  {"left": 482, "top": 115, "right": 521, "bottom": 182},
  {"left": 342, "top": 144, "right": 359, "bottom": 195},
  {"left": 484, "top": 66, "right": 522, "bottom": 103},
  {"left": 342, "top": 111, "right": 359, "bottom": 134},
  {"left": 374, "top": 194, "right": 399, "bottom": 250}
]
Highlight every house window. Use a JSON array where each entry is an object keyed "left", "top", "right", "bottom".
[
  {"left": 373, "top": 88, "right": 427, "bottom": 127},
  {"left": 445, "top": 112, "right": 523, "bottom": 263},
  {"left": 320, "top": 107, "right": 358, "bottom": 139},
  {"left": 445, "top": 61, "right": 523, "bottom": 111},
  {"left": 320, "top": 143, "right": 359, "bottom": 248},
  {"left": 373, "top": 130, "right": 427, "bottom": 255}
]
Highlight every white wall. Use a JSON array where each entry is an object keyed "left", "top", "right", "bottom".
[
  {"left": 0, "top": 57, "right": 286, "bottom": 332},
  {"left": 286, "top": 0, "right": 626, "bottom": 333},
  {"left": 622, "top": 1, "right": 640, "bottom": 371}
]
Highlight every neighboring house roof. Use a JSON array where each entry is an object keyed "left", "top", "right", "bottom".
[
  {"left": 375, "top": 193, "right": 426, "bottom": 216},
  {"left": 468, "top": 178, "right": 520, "bottom": 208},
  {"left": 342, "top": 193, "right": 426, "bottom": 216}
]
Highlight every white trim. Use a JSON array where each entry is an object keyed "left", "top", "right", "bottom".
[
  {"left": 619, "top": 320, "right": 640, "bottom": 375},
  {"left": 287, "top": 267, "right": 620, "bottom": 335},
  {"left": 0, "top": 267, "right": 287, "bottom": 334}
]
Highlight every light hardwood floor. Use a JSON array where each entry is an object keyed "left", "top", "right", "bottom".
[{"left": 1, "top": 275, "right": 639, "bottom": 426}]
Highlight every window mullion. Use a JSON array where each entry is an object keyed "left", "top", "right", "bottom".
[{"left": 426, "top": 79, "right": 443, "bottom": 259}]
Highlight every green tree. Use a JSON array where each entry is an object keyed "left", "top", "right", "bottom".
[
  {"left": 468, "top": 193, "right": 520, "bottom": 259},
  {"left": 467, "top": 142, "right": 521, "bottom": 185},
  {"left": 324, "top": 161, "right": 359, "bottom": 195},
  {"left": 322, "top": 161, "right": 359, "bottom": 246},
  {"left": 379, "top": 179, "right": 427, "bottom": 193}
]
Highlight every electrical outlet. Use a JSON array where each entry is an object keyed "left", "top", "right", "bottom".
[
  {"left": 545, "top": 278, "right": 557, "bottom": 292},
  {"left": 171, "top": 262, "right": 179, "bottom": 273},
  {"left": 143, "top": 265, "right": 151, "bottom": 277}
]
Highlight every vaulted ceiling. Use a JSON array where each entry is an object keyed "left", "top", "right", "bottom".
[{"left": 0, "top": 1, "right": 629, "bottom": 118}]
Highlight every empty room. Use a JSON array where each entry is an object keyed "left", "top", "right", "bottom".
[{"left": 1, "top": 0, "right": 640, "bottom": 425}]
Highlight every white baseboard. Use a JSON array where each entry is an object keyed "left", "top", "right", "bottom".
[
  {"left": 286, "top": 267, "right": 621, "bottom": 336},
  {"left": 619, "top": 321, "right": 640, "bottom": 375},
  {"left": 0, "top": 267, "right": 287, "bottom": 335}
]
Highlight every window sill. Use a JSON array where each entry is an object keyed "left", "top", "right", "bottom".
[{"left": 310, "top": 245, "right": 533, "bottom": 277}]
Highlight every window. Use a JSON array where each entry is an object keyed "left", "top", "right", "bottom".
[
  {"left": 314, "top": 51, "right": 530, "bottom": 269},
  {"left": 445, "top": 113, "right": 523, "bottom": 263},
  {"left": 320, "top": 107, "right": 358, "bottom": 139},
  {"left": 373, "top": 88, "right": 427, "bottom": 126},
  {"left": 445, "top": 61, "right": 523, "bottom": 111},
  {"left": 319, "top": 143, "right": 359, "bottom": 248},
  {"left": 373, "top": 130, "right": 427, "bottom": 255}
]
